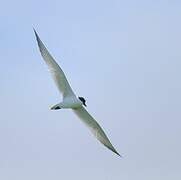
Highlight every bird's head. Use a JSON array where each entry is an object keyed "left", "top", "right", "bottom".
[{"left": 78, "top": 97, "right": 87, "bottom": 107}]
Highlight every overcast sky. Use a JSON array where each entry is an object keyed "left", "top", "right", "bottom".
[{"left": 0, "top": 0, "right": 181, "bottom": 179}]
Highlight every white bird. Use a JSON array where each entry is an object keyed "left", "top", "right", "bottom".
[{"left": 34, "top": 29, "right": 120, "bottom": 156}]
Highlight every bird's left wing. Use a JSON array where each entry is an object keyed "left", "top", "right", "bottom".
[
  {"left": 73, "top": 106, "right": 120, "bottom": 156},
  {"left": 34, "top": 29, "right": 75, "bottom": 98}
]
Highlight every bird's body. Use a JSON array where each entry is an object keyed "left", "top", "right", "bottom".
[
  {"left": 51, "top": 96, "right": 83, "bottom": 109},
  {"left": 34, "top": 29, "right": 120, "bottom": 156}
]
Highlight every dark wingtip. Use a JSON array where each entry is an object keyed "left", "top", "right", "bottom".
[
  {"left": 33, "top": 27, "right": 37, "bottom": 35},
  {"left": 33, "top": 28, "right": 36, "bottom": 36},
  {"left": 33, "top": 28, "right": 39, "bottom": 41},
  {"left": 104, "top": 144, "right": 122, "bottom": 157},
  {"left": 33, "top": 28, "right": 43, "bottom": 53},
  {"left": 113, "top": 149, "right": 122, "bottom": 157},
  {"left": 115, "top": 152, "right": 122, "bottom": 157}
]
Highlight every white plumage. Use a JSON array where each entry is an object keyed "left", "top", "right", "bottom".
[{"left": 34, "top": 29, "right": 120, "bottom": 156}]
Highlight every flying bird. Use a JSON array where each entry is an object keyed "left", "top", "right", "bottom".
[{"left": 34, "top": 29, "right": 120, "bottom": 156}]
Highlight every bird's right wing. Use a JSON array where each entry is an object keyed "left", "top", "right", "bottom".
[
  {"left": 73, "top": 106, "right": 120, "bottom": 156},
  {"left": 34, "top": 30, "right": 75, "bottom": 98}
]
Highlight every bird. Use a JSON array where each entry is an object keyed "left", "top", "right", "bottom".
[{"left": 34, "top": 29, "right": 120, "bottom": 156}]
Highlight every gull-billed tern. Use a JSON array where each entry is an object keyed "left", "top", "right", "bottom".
[{"left": 34, "top": 29, "right": 120, "bottom": 156}]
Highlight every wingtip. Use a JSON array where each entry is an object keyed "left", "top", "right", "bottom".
[
  {"left": 33, "top": 27, "right": 37, "bottom": 34},
  {"left": 104, "top": 144, "right": 122, "bottom": 157},
  {"left": 116, "top": 152, "right": 122, "bottom": 157},
  {"left": 113, "top": 149, "right": 122, "bottom": 157},
  {"left": 33, "top": 28, "right": 42, "bottom": 50},
  {"left": 33, "top": 28, "right": 39, "bottom": 39}
]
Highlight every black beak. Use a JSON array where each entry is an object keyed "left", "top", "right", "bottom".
[
  {"left": 83, "top": 103, "right": 87, "bottom": 107},
  {"left": 50, "top": 106, "right": 61, "bottom": 110}
]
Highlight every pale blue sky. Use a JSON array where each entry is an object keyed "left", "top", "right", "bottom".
[{"left": 0, "top": 0, "right": 181, "bottom": 179}]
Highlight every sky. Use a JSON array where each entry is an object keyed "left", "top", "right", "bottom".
[{"left": 0, "top": 0, "right": 181, "bottom": 179}]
